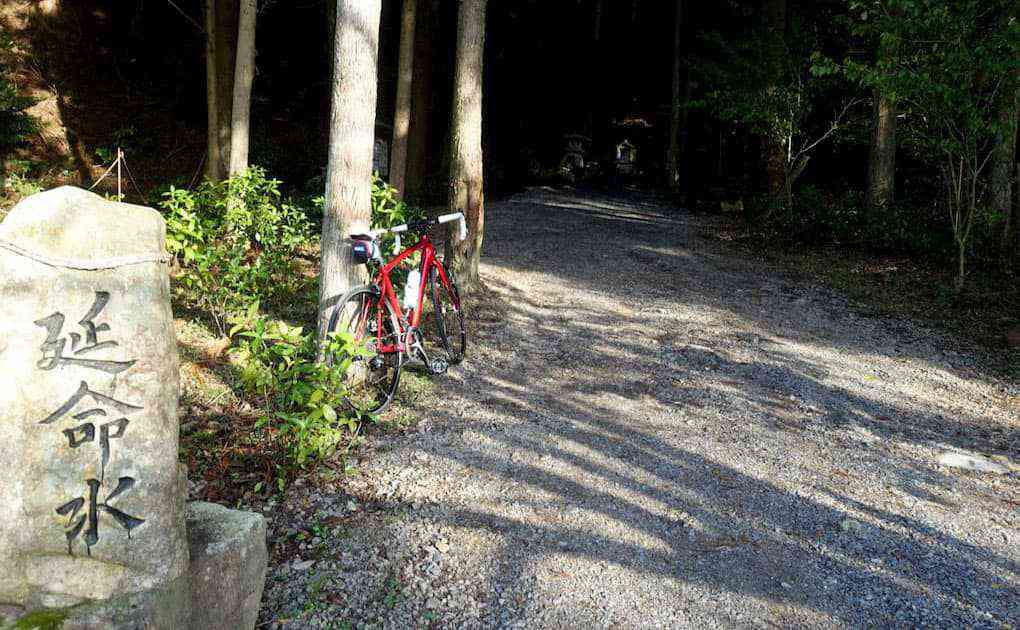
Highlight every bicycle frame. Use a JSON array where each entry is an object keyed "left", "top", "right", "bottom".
[{"left": 371, "top": 234, "right": 458, "bottom": 355}]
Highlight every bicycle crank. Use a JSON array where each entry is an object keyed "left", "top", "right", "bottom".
[{"left": 427, "top": 358, "right": 449, "bottom": 375}]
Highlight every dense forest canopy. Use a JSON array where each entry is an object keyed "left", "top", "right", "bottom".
[{"left": 1, "top": 0, "right": 1018, "bottom": 295}]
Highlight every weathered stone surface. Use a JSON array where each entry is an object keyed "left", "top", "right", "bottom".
[
  {"left": 0, "top": 605, "right": 24, "bottom": 626},
  {"left": 0, "top": 187, "right": 187, "bottom": 609},
  {"left": 186, "top": 502, "right": 268, "bottom": 630},
  {"left": 937, "top": 451, "right": 1010, "bottom": 475},
  {"left": 1, "top": 576, "right": 189, "bottom": 630}
]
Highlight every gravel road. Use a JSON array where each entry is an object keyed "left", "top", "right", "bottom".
[{"left": 260, "top": 188, "right": 1019, "bottom": 629}]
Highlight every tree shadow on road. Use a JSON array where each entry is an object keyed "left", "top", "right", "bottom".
[{"left": 381, "top": 188, "right": 1018, "bottom": 626}]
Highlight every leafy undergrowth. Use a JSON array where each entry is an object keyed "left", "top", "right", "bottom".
[
  {"left": 172, "top": 170, "right": 438, "bottom": 505},
  {"left": 176, "top": 292, "right": 440, "bottom": 506}
]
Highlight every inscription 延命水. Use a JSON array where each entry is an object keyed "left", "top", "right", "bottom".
[
  {"left": 34, "top": 291, "right": 136, "bottom": 373},
  {"left": 42, "top": 381, "right": 141, "bottom": 483},
  {"left": 55, "top": 477, "right": 145, "bottom": 556}
]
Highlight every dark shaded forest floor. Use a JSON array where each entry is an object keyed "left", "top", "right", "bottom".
[
  {"left": 251, "top": 188, "right": 1017, "bottom": 628},
  {"left": 703, "top": 216, "right": 1020, "bottom": 378}
]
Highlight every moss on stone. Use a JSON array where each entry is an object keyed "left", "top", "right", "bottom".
[{"left": 11, "top": 608, "right": 69, "bottom": 630}]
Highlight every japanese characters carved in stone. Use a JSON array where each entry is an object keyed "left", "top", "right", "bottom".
[{"left": 0, "top": 187, "right": 186, "bottom": 611}]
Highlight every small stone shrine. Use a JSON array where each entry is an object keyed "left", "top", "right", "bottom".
[{"left": 0, "top": 187, "right": 267, "bottom": 629}]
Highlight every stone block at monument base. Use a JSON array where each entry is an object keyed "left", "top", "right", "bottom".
[{"left": 186, "top": 502, "right": 269, "bottom": 630}]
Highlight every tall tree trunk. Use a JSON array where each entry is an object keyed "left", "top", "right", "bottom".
[
  {"left": 227, "top": 0, "right": 256, "bottom": 176},
  {"left": 205, "top": 0, "right": 239, "bottom": 181},
  {"left": 867, "top": 91, "right": 897, "bottom": 208},
  {"left": 445, "top": 0, "right": 487, "bottom": 291},
  {"left": 667, "top": 0, "right": 683, "bottom": 193},
  {"left": 205, "top": 0, "right": 221, "bottom": 181},
  {"left": 406, "top": 0, "right": 436, "bottom": 202},
  {"left": 1012, "top": 161, "right": 1020, "bottom": 259},
  {"left": 762, "top": 0, "right": 786, "bottom": 199},
  {"left": 317, "top": 0, "right": 383, "bottom": 346},
  {"left": 993, "top": 81, "right": 1018, "bottom": 253},
  {"left": 585, "top": 0, "right": 604, "bottom": 147},
  {"left": 390, "top": 0, "right": 417, "bottom": 197},
  {"left": 866, "top": 23, "right": 899, "bottom": 209}
]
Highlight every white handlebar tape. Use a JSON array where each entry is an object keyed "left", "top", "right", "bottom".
[
  {"left": 393, "top": 233, "right": 401, "bottom": 255},
  {"left": 438, "top": 212, "right": 468, "bottom": 241}
]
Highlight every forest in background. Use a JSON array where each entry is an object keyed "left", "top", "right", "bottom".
[{"left": 0, "top": 0, "right": 1018, "bottom": 483}]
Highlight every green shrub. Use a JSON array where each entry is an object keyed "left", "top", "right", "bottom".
[
  {"left": 311, "top": 173, "right": 427, "bottom": 224},
  {"left": 0, "top": 28, "right": 36, "bottom": 155},
  {"left": 227, "top": 303, "right": 371, "bottom": 468},
  {"left": 160, "top": 167, "right": 313, "bottom": 332},
  {"left": 3, "top": 172, "right": 42, "bottom": 198},
  {"left": 749, "top": 186, "right": 955, "bottom": 259}
]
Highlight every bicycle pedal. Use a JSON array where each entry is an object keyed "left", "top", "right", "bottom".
[{"left": 427, "top": 358, "right": 449, "bottom": 375}]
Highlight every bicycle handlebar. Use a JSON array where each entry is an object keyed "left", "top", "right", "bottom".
[{"left": 356, "top": 212, "right": 467, "bottom": 256}]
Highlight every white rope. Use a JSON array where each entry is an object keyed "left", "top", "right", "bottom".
[
  {"left": 88, "top": 155, "right": 120, "bottom": 191},
  {"left": 0, "top": 238, "right": 169, "bottom": 270}
]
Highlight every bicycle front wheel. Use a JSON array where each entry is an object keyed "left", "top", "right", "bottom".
[
  {"left": 423, "top": 262, "right": 466, "bottom": 365},
  {"left": 326, "top": 286, "right": 403, "bottom": 414}
]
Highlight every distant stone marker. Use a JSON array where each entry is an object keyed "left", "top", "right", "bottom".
[{"left": 0, "top": 187, "right": 266, "bottom": 629}]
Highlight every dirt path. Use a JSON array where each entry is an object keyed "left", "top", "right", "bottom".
[{"left": 261, "top": 189, "right": 1018, "bottom": 629}]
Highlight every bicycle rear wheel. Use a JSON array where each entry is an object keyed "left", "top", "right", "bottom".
[
  {"left": 326, "top": 286, "right": 403, "bottom": 414},
  {"left": 422, "top": 261, "right": 466, "bottom": 365}
]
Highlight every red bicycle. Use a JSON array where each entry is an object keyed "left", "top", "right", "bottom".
[{"left": 327, "top": 212, "right": 468, "bottom": 413}]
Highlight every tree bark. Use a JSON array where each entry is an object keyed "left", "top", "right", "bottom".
[
  {"left": 318, "top": 0, "right": 383, "bottom": 347},
  {"left": 667, "top": 0, "right": 683, "bottom": 193},
  {"left": 227, "top": 0, "right": 256, "bottom": 177},
  {"left": 866, "top": 90, "right": 897, "bottom": 208},
  {"left": 390, "top": 0, "right": 417, "bottom": 197},
  {"left": 993, "top": 81, "right": 1018, "bottom": 253},
  {"left": 406, "top": 0, "right": 436, "bottom": 203},
  {"left": 1012, "top": 161, "right": 1020, "bottom": 259},
  {"left": 445, "top": 0, "right": 487, "bottom": 291},
  {"left": 866, "top": 24, "right": 899, "bottom": 210},
  {"left": 762, "top": 0, "right": 786, "bottom": 199},
  {"left": 205, "top": 0, "right": 221, "bottom": 181},
  {"left": 205, "top": 0, "right": 239, "bottom": 181}
]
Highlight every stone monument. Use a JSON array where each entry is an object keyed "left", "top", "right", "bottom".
[{"left": 0, "top": 187, "right": 267, "bottom": 629}]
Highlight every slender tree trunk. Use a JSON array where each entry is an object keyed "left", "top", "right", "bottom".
[
  {"left": 445, "top": 0, "right": 487, "bottom": 291},
  {"left": 867, "top": 91, "right": 897, "bottom": 208},
  {"left": 317, "top": 0, "right": 383, "bottom": 347},
  {"left": 406, "top": 0, "right": 436, "bottom": 203},
  {"left": 867, "top": 19, "right": 899, "bottom": 210},
  {"left": 993, "top": 82, "right": 1018, "bottom": 253},
  {"left": 762, "top": 0, "right": 786, "bottom": 199},
  {"left": 586, "top": 0, "right": 604, "bottom": 148},
  {"left": 667, "top": 0, "right": 683, "bottom": 193},
  {"left": 205, "top": 0, "right": 221, "bottom": 181},
  {"left": 205, "top": 0, "right": 239, "bottom": 181},
  {"left": 1012, "top": 161, "right": 1020, "bottom": 258},
  {"left": 227, "top": 0, "right": 256, "bottom": 176},
  {"left": 390, "top": 0, "right": 417, "bottom": 197}
]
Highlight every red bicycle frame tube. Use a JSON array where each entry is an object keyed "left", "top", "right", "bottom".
[{"left": 371, "top": 234, "right": 459, "bottom": 354}]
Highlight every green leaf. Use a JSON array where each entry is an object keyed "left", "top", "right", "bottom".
[
  {"left": 322, "top": 404, "right": 337, "bottom": 424},
  {"left": 308, "top": 389, "right": 324, "bottom": 405}
]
